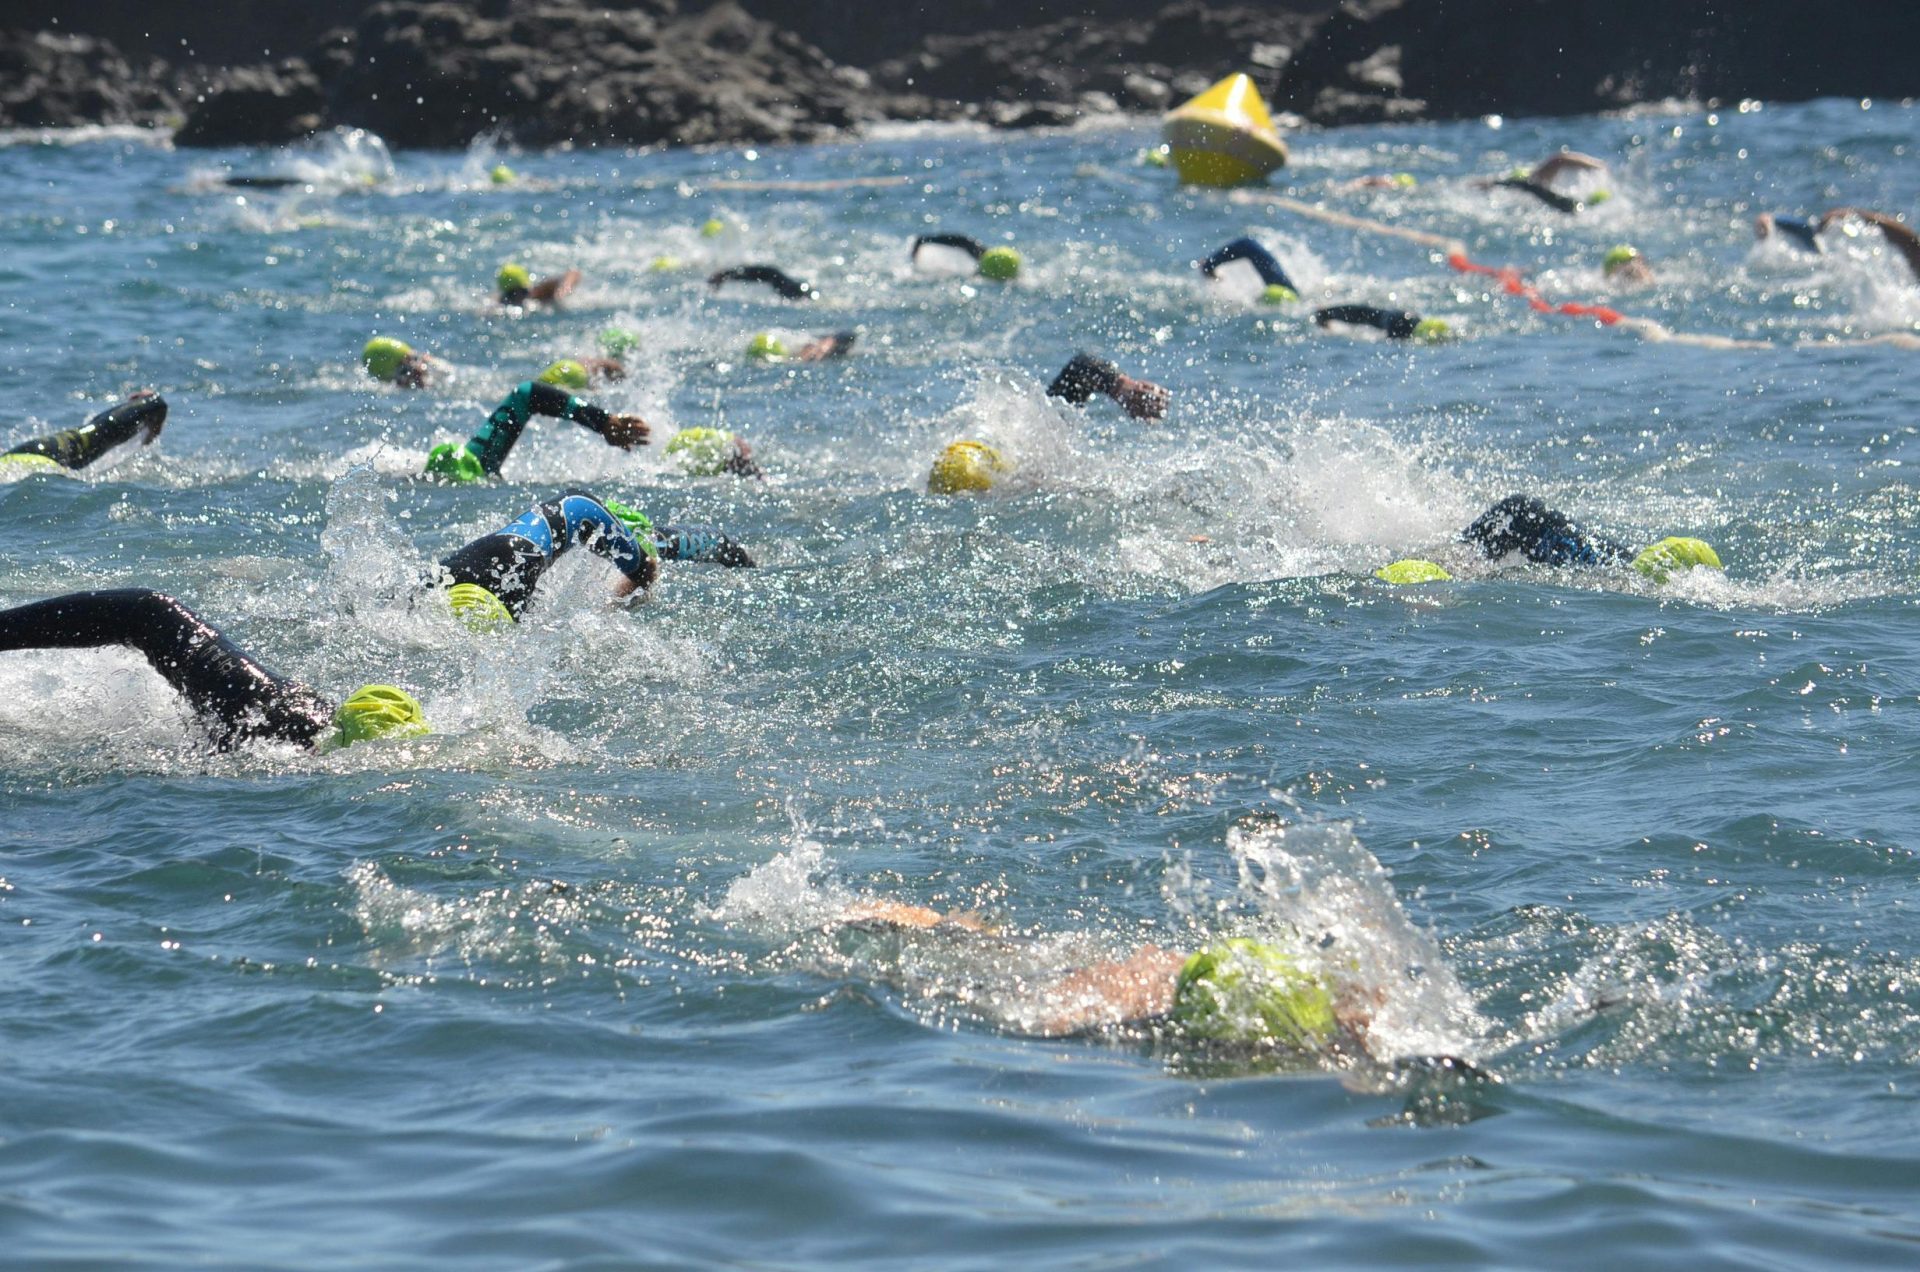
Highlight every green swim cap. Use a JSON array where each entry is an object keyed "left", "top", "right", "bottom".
[
  {"left": 601, "top": 498, "right": 660, "bottom": 557},
  {"left": 978, "top": 247, "right": 1022, "bottom": 281},
  {"left": 1632, "top": 536, "right": 1723, "bottom": 583},
  {"left": 1603, "top": 244, "right": 1640, "bottom": 274},
  {"left": 1259, "top": 283, "right": 1299, "bottom": 305},
  {"left": 362, "top": 336, "right": 413, "bottom": 382},
  {"left": 1507, "top": 164, "right": 1531, "bottom": 181},
  {"left": 665, "top": 427, "right": 739, "bottom": 477},
  {"left": 700, "top": 218, "right": 726, "bottom": 238},
  {"left": 424, "top": 442, "right": 486, "bottom": 484},
  {"left": 331, "top": 684, "right": 430, "bottom": 748},
  {"left": 1586, "top": 188, "right": 1612, "bottom": 206},
  {"left": 599, "top": 326, "right": 638, "bottom": 359},
  {"left": 1375, "top": 558, "right": 1453, "bottom": 584},
  {"left": 1171, "top": 938, "right": 1339, "bottom": 1048},
  {"left": 489, "top": 163, "right": 516, "bottom": 185},
  {"left": 1140, "top": 145, "right": 1170, "bottom": 168},
  {"left": 537, "top": 359, "right": 590, "bottom": 390},
  {"left": 497, "top": 262, "right": 531, "bottom": 296},
  {"left": 650, "top": 255, "right": 682, "bottom": 272},
  {"left": 746, "top": 332, "right": 788, "bottom": 361},
  {"left": 927, "top": 439, "right": 1009, "bottom": 495},
  {"left": 445, "top": 582, "right": 514, "bottom": 631},
  {"left": 1392, "top": 172, "right": 1417, "bottom": 188},
  {"left": 1412, "top": 317, "right": 1452, "bottom": 343}
]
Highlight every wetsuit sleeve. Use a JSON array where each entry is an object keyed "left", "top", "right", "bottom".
[
  {"left": 1199, "top": 237, "right": 1296, "bottom": 291},
  {"left": 1313, "top": 306, "right": 1420, "bottom": 340},
  {"left": 462, "top": 382, "right": 613, "bottom": 476},
  {"left": 556, "top": 492, "right": 656, "bottom": 584},
  {"left": 1460, "top": 495, "right": 1631, "bottom": 568},
  {"left": 912, "top": 234, "right": 987, "bottom": 261},
  {"left": 1771, "top": 216, "right": 1823, "bottom": 252},
  {"left": 654, "top": 526, "right": 756, "bottom": 568},
  {"left": 1047, "top": 353, "right": 1123, "bottom": 405},
  {"left": 5, "top": 396, "right": 168, "bottom": 471},
  {"left": 1494, "top": 178, "right": 1581, "bottom": 215},
  {"left": 706, "top": 265, "right": 815, "bottom": 300},
  {"left": 0, "top": 589, "right": 333, "bottom": 750}
]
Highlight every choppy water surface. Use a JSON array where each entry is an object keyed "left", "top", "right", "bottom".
[{"left": 3, "top": 99, "right": 1920, "bottom": 1268}]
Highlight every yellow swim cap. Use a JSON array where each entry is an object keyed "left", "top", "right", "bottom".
[
  {"left": 1392, "top": 172, "right": 1417, "bottom": 188},
  {"left": 927, "top": 440, "right": 1009, "bottom": 495},
  {"left": 537, "top": 359, "right": 590, "bottom": 390},
  {"left": 665, "top": 427, "right": 740, "bottom": 476},
  {"left": 1375, "top": 558, "right": 1453, "bottom": 584},
  {"left": 700, "top": 218, "right": 726, "bottom": 238},
  {"left": 1259, "top": 283, "right": 1299, "bottom": 305},
  {"left": 445, "top": 583, "right": 514, "bottom": 631},
  {"left": 331, "top": 685, "right": 430, "bottom": 748},
  {"left": 361, "top": 336, "right": 413, "bottom": 382},
  {"left": 1632, "top": 536, "right": 1723, "bottom": 583},
  {"left": 746, "top": 332, "right": 788, "bottom": 361},
  {"left": 1171, "top": 938, "right": 1339, "bottom": 1048},
  {"left": 1412, "top": 317, "right": 1452, "bottom": 342},
  {"left": 497, "top": 262, "right": 531, "bottom": 296},
  {"left": 489, "top": 163, "right": 516, "bottom": 185},
  {"left": 1586, "top": 188, "right": 1613, "bottom": 206},
  {"left": 978, "top": 247, "right": 1022, "bottom": 281}
]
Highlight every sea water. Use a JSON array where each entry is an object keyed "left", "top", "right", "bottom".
[{"left": 1, "top": 98, "right": 1919, "bottom": 1268}]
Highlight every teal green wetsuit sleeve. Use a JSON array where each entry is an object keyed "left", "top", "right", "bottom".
[{"left": 462, "top": 382, "right": 613, "bottom": 477}]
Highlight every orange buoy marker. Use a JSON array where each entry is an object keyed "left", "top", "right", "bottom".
[{"left": 1163, "top": 73, "right": 1289, "bottom": 188}]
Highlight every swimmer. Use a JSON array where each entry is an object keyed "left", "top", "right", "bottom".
[
  {"left": 708, "top": 265, "right": 816, "bottom": 301},
  {"left": 427, "top": 490, "right": 755, "bottom": 625},
  {"left": 1047, "top": 353, "right": 1170, "bottom": 421},
  {"left": 0, "top": 588, "right": 426, "bottom": 752},
  {"left": 497, "top": 262, "right": 581, "bottom": 308},
  {"left": 746, "top": 331, "right": 857, "bottom": 363},
  {"left": 1340, "top": 172, "right": 1418, "bottom": 192},
  {"left": 1313, "top": 306, "right": 1450, "bottom": 342},
  {"left": 909, "top": 235, "right": 1022, "bottom": 280},
  {"left": 1198, "top": 236, "right": 1300, "bottom": 302},
  {"left": 2, "top": 391, "right": 168, "bottom": 472},
  {"left": 1458, "top": 494, "right": 1720, "bottom": 579},
  {"left": 363, "top": 337, "right": 441, "bottom": 389},
  {"left": 1753, "top": 213, "right": 1824, "bottom": 253},
  {"left": 1817, "top": 207, "right": 1920, "bottom": 281},
  {"left": 665, "top": 427, "right": 763, "bottom": 478},
  {"left": 1481, "top": 150, "right": 1610, "bottom": 214},
  {"left": 1602, "top": 244, "right": 1655, "bottom": 286},
  {"left": 423, "top": 381, "right": 649, "bottom": 484},
  {"left": 535, "top": 358, "right": 626, "bottom": 390}
]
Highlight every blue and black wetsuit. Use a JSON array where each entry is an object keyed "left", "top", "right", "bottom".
[
  {"left": 435, "top": 491, "right": 659, "bottom": 619},
  {"left": 450, "top": 382, "right": 620, "bottom": 479},
  {"left": 708, "top": 265, "right": 815, "bottom": 301},
  {"left": 0, "top": 588, "right": 332, "bottom": 750},
  {"left": 1314, "top": 305, "right": 1421, "bottom": 340},
  {"left": 655, "top": 525, "right": 755, "bottom": 569},
  {"left": 4, "top": 396, "right": 168, "bottom": 470},
  {"left": 1200, "top": 237, "right": 1298, "bottom": 292},
  {"left": 1461, "top": 495, "right": 1631, "bottom": 568}
]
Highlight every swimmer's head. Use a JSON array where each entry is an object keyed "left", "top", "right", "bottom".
[
  {"left": 1170, "top": 938, "right": 1339, "bottom": 1048},
  {"left": 1507, "top": 164, "right": 1531, "bottom": 181},
  {"left": 746, "top": 332, "right": 788, "bottom": 361},
  {"left": 1586, "top": 189, "right": 1612, "bottom": 207},
  {"left": 599, "top": 327, "right": 638, "bottom": 359},
  {"left": 1632, "top": 536, "right": 1723, "bottom": 584},
  {"left": 1259, "top": 283, "right": 1299, "bottom": 305},
  {"left": 1375, "top": 558, "right": 1453, "bottom": 585},
  {"left": 927, "top": 440, "right": 1008, "bottom": 495},
  {"left": 444, "top": 583, "right": 513, "bottom": 631},
  {"left": 361, "top": 336, "right": 414, "bottom": 382},
  {"left": 330, "top": 685, "right": 430, "bottom": 748},
  {"left": 665, "top": 427, "right": 741, "bottom": 477},
  {"left": 1602, "top": 244, "right": 1642, "bottom": 275},
  {"left": 978, "top": 247, "right": 1022, "bottom": 281},
  {"left": 1412, "top": 317, "right": 1452, "bottom": 343},
  {"left": 424, "top": 442, "right": 486, "bottom": 484},
  {"left": 496, "top": 262, "right": 531, "bottom": 297},
  {"left": 1392, "top": 172, "right": 1417, "bottom": 188},
  {"left": 601, "top": 498, "right": 659, "bottom": 553},
  {"left": 700, "top": 218, "right": 726, "bottom": 238},
  {"left": 489, "top": 163, "right": 516, "bottom": 185},
  {"left": 1140, "top": 145, "right": 1170, "bottom": 168},
  {"left": 537, "top": 359, "right": 590, "bottom": 390},
  {"left": 649, "top": 255, "right": 682, "bottom": 272}
]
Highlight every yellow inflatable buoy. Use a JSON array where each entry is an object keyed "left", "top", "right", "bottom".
[{"left": 1162, "top": 73, "right": 1289, "bottom": 188}]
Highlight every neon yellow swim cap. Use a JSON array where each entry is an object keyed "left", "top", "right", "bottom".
[
  {"left": 537, "top": 359, "right": 590, "bottom": 390},
  {"left": 1171, "top": 938, "right": 1339, "bottom": 1048},
  {"left": 1508, "top": 165, "right": 1531, "bottom": 181},
  {"left": 424, "top": 442, "right": 486, "bottom": 484},
  {"left": 489, "top": 163, "right": 516, "bottom": 185},
  {"left": 362, "top": 336, "right": 413, "bottom": 382},
  {"left": 1375, "top": 558, "right": 1453, "bottom": 584},
  {"left": 1412, "top": 317, "right": 1452, "bottom": 342},
  {"left": 665, "top": 427, "right": 740, "bottom": 477},
  {"left": 650, "top": 255, "right": 682, "bottom": 272},
  {"left": 927, "top": 440, "right": 1009, "bottom": 495},
  {"left": 1141, "top": 145, "right": 1170, "bottom": 168},
  {"left": 746, "top": 332, "right": 788, "bottom": 361},
  {"left": 599, "top": 327, "right": 638, "bottom": 359},
  {"left": 1392, "top": 172, "right": 1417, "bottom": 188},
  {"left": 497, "top": 262, "right": 531, "bottom": 296},
  {"left": 1259, "top": 283, "right": 1299, "bottom": 305},
  {"left": 978, "top": 247, "right": 1022, "bottom": 281},
  {"left": 1632, "top": 536, "right": 1723, "bottom": 583},
  {"left": 445, "top": 582, "right": 514, "bottom": 631},
  {"left": 1586, "top": 188, "right": 1612, "bottom": 206},
  {"left": 1602, "top": 244, "right": 1641, "bottom": 275},
  {"left": 331, "top": 685, "right": 430, "bottom": 748},
  {"left": 700, "top": 218, "right": 726, "bottom": 238}
]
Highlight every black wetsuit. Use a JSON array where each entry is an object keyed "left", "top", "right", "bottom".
[
  {"left": 1200, "top": 237, "right": 1298, "bottom": 292},
  {"left": 1495, "top": 178, "right": 1582, "bottom": 215},
  {"left": 1314, "top": 306, "right": 1421, "bottom": 340},
  {"left": 461, "top": 382, "right": 620, "bottom": 479},
  {"left": 1461, "top": 495, "right": 1631, "bottom": 568},
  {"left": 0, "top": 589, "right": 332, "bottom": 750},
  {"left": 708, "top": 265, "right": 815, "bottom": 300},
  {"left": 912, "top": 234, "right": 986, "bottom": 262},
  {"left": 5, "top": 396, "right": 168, "bottom": 470},
  {"left": 1046, "top": 353, "right": 1124, "bottom": 405}
]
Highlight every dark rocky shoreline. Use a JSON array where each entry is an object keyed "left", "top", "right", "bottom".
[{"left": 4, "top": 0, "right": 1916, "bottom": 149}]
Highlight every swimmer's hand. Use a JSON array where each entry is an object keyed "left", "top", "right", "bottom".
[
  {"left": 599, "top": 414, "right": 651, "bottom": 449},
  {"left": 839, "top": 900, "right": 988, "bottom": 933},
  {"left": 1111, "top": 374, "right": 1170, "bottom": 421},
  {"left": 130, "top": 389, "right": 165, "bottom": 443}
]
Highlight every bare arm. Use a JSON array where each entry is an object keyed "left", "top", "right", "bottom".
[
  {"left": 1027, "top": 945, "right": 1187, "bottom": 1036},
  {"left": 1530, "top": 151, "right": 1607, "bottom": 184},
  {"left": 1823, "top": 208, "right": 1920, "bottom": 281}
]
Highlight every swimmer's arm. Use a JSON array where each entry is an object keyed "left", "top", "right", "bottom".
[
  {"left": 1530, "top": 151, "right": 1606, "bottom": 183},
  {"left": 1823, "top": 208, "right": 1920, "bottom": 280},
  {"left": 1047, "top": 353, "right": 1169, "bottom": 421},
  {"left": 530, "top": 382, "right": 651, "bottom": 448},
  {"left": 529, "top": 268, "right": 581, "bottom": 303},
  {"left": 837, "top": 900, "right": 988, "bottom": 932},
  {"left": 653, "top": 526, "right": 756, "bottom": 568},
  {"left": 707, "top": 265, "right": 814, "bottom": 300},
  {"left": 912, "top": 234, "right": 986, "bottom": 261},
  {"left": 795, "top": 331, "right": 856, "bottom": 363},
  {"left": 1026, "top": 945, "right": 1187, "bottom": 1037}
]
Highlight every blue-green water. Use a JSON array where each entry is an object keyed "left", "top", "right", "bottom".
[{"left": 3, "top": 98, "right": 1920, "bottom": 1268}]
